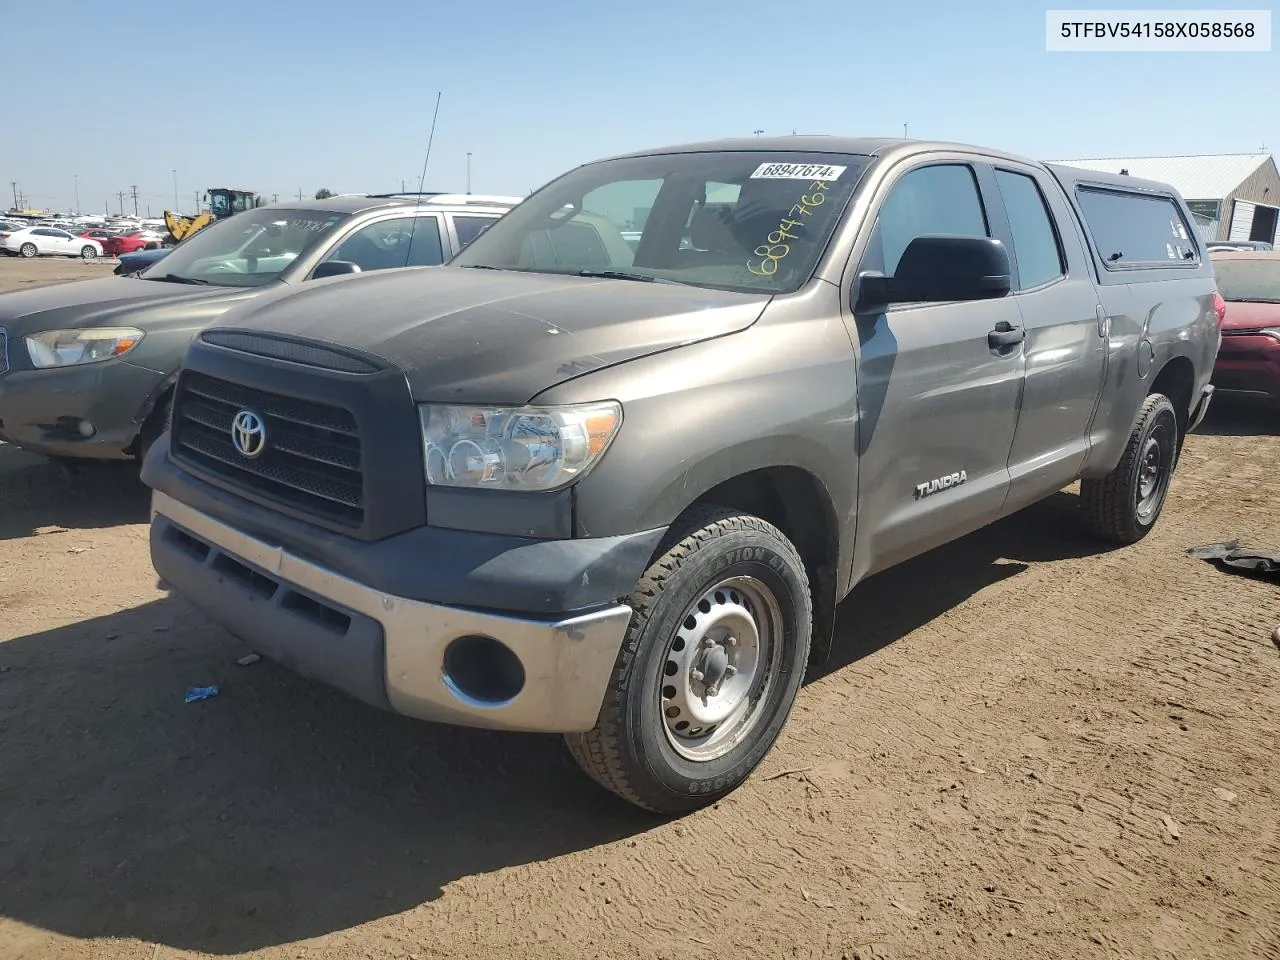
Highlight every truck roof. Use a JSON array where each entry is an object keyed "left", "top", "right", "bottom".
[{"left": 607, "top": 135, "right": 1044, "bottom": 168}]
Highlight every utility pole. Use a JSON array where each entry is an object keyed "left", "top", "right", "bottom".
[
  {"left": 116, "top": 190, "right": 126, "bottom": 215},
  {"left": 298, "top": 188, "right": 303, "bottom": 201},
  {"left": 172, "top": 169, "right": 179, "bottom": 211},
  {"left": 9, "top": 182, "right": 16, "bottom": 210},
  {"left": 74, "top": 174, "right": 80, "bottom": 215},
  {"left": 753, "top": 129, "right": 764, "bottom": 137},
  {"left": 466, "top": 152, "right": 472, "bottom": 194},
  {"left": 130, "top": 185, "right": 139, "bottom": 217},
  {"left": 272, "top": 193, "right": 279, "bottom": 203}
]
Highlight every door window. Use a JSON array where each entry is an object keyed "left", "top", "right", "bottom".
[
  {"left": 871, "top": 164, "right": 989, "bottom": 275},
  {"left": 994, "top": 170, "right": 1065, "bottom": 289},
  {"left": 325, "top": 216, "right": 443, "bottom": 272}
]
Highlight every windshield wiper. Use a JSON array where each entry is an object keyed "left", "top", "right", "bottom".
[
  {"left": 577, "top": 269, "right": 677, "bottom": 284},
  {"left": 146, "top": 274, "right": 211, "bottom": 285}
]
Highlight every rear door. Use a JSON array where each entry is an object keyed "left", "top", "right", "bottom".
[
  {"left": 981, "top": 162, "right": 1108, "bottom": 513},
  {"left": 849, "top": 158, "right": 1027, "bottom": 575}
]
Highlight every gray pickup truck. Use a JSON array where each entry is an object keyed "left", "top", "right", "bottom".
[{"left": 142, "top": 136, "right": 1220, "bottom": 814}]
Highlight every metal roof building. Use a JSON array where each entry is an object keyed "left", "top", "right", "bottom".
[{"left": 1048, "top": 152, "right": 1280, "bottom": 245}]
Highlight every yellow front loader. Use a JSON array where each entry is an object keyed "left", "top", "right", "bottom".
[{"left": 163, "top": 187, "right": 262, "bottom": 244}]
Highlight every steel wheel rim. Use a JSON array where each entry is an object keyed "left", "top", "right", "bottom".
[
  {"left": 1136, "top": 420, "right": 1174, "bottom": 520},
  {"left": 659, "top": 575, "right": 783, "bottom": 762}
]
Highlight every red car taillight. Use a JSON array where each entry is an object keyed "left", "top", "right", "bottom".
[{"left": 1212, "top": 291, "right": 1227, "bottom": 325}]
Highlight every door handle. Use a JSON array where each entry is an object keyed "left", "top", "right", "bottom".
[{"left": 988, "top": 321, "right": 1025, "bottom": 351}]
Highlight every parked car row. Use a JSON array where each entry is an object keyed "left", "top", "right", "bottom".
[
  {"left": 1, "top": 225, "right": 105, "bottom": 259},
  {"left": 0, "top": 136, "right": 1248, "bottom": 814}
]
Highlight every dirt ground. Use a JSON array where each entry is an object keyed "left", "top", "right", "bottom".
[{"left": 1, "top": 257, "right": 1277, "bottom": 960}]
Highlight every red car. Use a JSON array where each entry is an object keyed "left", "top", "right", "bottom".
[
  {"left": 1210, "top": 250, "right": 1280, "bottom": 403},
  {"left": 100, "top": 230, "right": 161, "bottom": 257}
]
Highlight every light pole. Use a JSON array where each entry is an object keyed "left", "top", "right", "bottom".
[
  {"left": 172, "top": 169, "right": 179, "bottom": 212},
  {"left": 466, "top": 152, "right": 472, "bottom": 194},
  {"left": 74, "top": 174, "right": 80, "bottom": 215},
  {"left": 753, "top": 129, "right": 764, "bottom": 137}
]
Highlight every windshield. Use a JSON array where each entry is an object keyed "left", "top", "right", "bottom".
[
  {"left": 1212, "top": 258, "right": 1280, "bottom": 302},
  {"left": 451, "top": 151, "right": 871, "bottom": 294},
  {"left": 140, "top": 208, "right": 345, "bottom": 287}
]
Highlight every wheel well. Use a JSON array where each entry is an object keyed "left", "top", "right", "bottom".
[
  {"left": 125, "top": 384, "right": 175, "bottom": 457},
  {"left": 664, "top": 467, "right": 840, "bottom": 670},
  {"left": 1150, "top": 356, "right": 1195, "bottom": 436}
]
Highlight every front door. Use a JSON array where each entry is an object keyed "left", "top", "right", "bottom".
[{"left": 849, "top": 161, "right": 1027, "bottom": 577}]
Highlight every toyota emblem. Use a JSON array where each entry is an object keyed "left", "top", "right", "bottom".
[{"left": 231, "top": 409, "right": 267, "bottom": 459}]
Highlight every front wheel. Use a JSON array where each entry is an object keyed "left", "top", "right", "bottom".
[
  {"left": 1081, "top": 392, "right": 1179, "bottom": 544},
  {"left": 565, "top": 505, "right": 812, "bottom": 814},
  {"left": 19, "top": 243, "right": 37, "bottom": 258},
  {"left": 80, "top": 245, "right": 98, "bottom": 260}
]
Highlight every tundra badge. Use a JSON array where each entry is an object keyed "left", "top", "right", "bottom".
[{"left": 915, "top": 470, "right": 967, "bottom": 499}]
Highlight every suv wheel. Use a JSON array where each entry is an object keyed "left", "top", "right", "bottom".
[
  {"left": 565, "top": 505, "right": 812, "bottom": 814},
  {"left": 1081, "top": 392, "right": 1179, "bottom": 544}
]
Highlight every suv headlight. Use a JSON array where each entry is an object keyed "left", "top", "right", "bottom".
[
  {"left": 419, "top": 401, "right": 622, "bottom": 491},
  {"left": 25, "top": 327, "right": 145, "bottom": 368}
]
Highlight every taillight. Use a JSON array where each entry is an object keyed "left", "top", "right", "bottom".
[{"left": 1212, "top": 291, "right": 1227, "bottom": 325}]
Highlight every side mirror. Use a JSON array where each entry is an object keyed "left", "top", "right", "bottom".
[
  {"left": 856, "top": 235, "right": 1011, "bottom": 309},
  {"left": 312, "top": 260, "right": 363, "bottom": 279}
]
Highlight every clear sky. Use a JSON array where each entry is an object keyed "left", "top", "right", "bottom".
[{"left": 2, "top": 0, "right": 1275, "bottom": 216}]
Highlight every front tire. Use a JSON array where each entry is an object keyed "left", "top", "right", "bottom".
[
  {"left": 19, "top": 243, "right": 37, "bottom": 258},
  {"left": 1081, "top": 392, "right": 1179, "bottom": 544},
  {"left": 565, "top": 505, "right": 812, "bottom": 814},
  {"left": 80, "top": 245, "right": 98, "bottom": 260}
]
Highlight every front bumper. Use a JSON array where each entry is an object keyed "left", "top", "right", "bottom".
[
  {"left": 0, "top": 357, "right": 164, "bottom": 459},
  {"left": 150, "top": 490, "right": 638, "bottom": 734}
]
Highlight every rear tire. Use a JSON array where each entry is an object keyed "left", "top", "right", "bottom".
[
  {"left": 1081, "top": 393, "right": 1179, "bottom": 544},
  {"left": 565, "top": 505, "right": 812, "bottom": 814},
  {"left": 80, "top": 245, "right": 98, "bottom": 260},
  {"left": 19, "top": 243, "right": 37, "bottom": 258}
]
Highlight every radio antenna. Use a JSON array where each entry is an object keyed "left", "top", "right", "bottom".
[{"left": 406, "top": 91, "right": 443, "bottom": 259}]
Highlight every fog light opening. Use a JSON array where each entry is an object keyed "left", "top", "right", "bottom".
[{"left": 442, "top": 635, "right": 526, "bottom": 706}]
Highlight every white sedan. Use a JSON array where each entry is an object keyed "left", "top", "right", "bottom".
[{"left": 2, "top": 226, "right": 105, "bottom": 260}]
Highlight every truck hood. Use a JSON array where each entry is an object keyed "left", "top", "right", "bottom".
[
  {"left": 210, "top": 265, "right": 772, "bottom": 403},
  {"left": 1222, "top": 299, "right": 1280, "bottom": 332},
  {"left": 0, "top": 276, "right": 261, "bottom": 337}
]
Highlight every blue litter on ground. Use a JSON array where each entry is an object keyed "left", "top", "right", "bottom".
[{"left": 185, "top": 685, "right": 219, "bottom": 703}]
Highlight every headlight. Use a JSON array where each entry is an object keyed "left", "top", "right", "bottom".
[
  {"left": 25, "top": 327, "right": 145, "bottom": 368},
  {"left": 419, "top": 401, "right": 622, "bottom": 491}
]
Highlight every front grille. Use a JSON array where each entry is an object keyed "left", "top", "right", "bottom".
[{"left": 171, "top": 371, "right": 364, "bottom": 526}]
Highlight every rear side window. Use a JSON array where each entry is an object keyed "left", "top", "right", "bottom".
[
  {"left": 995, "top": 170, "right": 1064, "bottom": 289},
  {"left": 453, "top": 215, "right": 496, "bottom": 248},
  {"left": 1075, "top": 187, "right": 1199, "bottom": 267}
]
